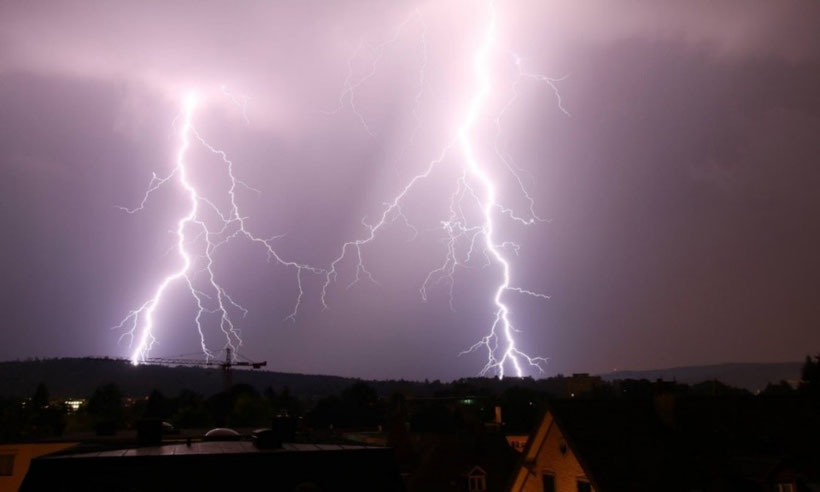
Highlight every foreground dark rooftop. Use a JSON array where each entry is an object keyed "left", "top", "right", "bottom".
[
  {"left": 22, "top": 439, "right": 403, "bottom": 491},
  {"left": 49, "top": 440, "right": 379, "bottom": 458}
]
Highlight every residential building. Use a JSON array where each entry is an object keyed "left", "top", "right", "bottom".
[
  {"left": 0, "top": 441, "right": 77, "bottom": 491},
  {"left": 510, "top": 397, "right": 820, "bottom": 491}
]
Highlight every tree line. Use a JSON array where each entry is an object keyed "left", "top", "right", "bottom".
[{"left": 2, "top": 354, "right": 817, "bottom": 441}]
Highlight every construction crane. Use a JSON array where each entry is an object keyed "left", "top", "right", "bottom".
[{"left": 143, "top": 348, "right": 267, "bottom": 392}]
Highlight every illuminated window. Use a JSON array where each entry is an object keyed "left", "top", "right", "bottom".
[
  {"left": 0, "top": 454, "right": 15, "bottom": 476},
  {"left": 64, "top": 399, "right": 84, "bottom": 413},
  {"left": 775, "top": 484, "right": 795, "bottom": 492},
  {"left": 542, "top": 473, "right": 555, "bottom": 492}
]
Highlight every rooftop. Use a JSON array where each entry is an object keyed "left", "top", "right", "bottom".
[{"left": 49, "top": 440, "right": 378, "bottom": 459}]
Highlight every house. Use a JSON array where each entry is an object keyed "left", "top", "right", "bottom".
[
  {"left": 509, "top": 396, "right": 820, "bottom": 491},
  {"left": 408, "top": 431, "right": 518, "bottom": 491},
  {"left": 0, "top": 441, "right": 77, "bottom": 491},
  {"left": 380, "top": 395, "right": 522, "bottom": 491}
]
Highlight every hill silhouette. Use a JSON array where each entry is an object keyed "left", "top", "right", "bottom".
[
  {"left": 599, "top": 362, "right": 802, "bottom": 393},
  {"left": 0, "top": 358, "right": 364, "bottom": 398},
  {"left": 0, "top": 357, "right": 803, "bottom": 398}
]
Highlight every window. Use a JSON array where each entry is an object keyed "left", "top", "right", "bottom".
[
  {"left": 468, "top": 467, "right": 487, "bottom": 492},
  {"left": 559, "top": 440, "right": 568, "bottom": 455},
  {"left": 577, "top": 480, "right": 592, "bottom": 492},
  {"left": 775, "top": 484, "right": 795, "bottom": 492},
  {"left": 542, "top": 473, "right": 555, "bottom": 492},
  {"left": 0, "top": 454, "right": 15, "bottom": 476},
  {"left": 468, "top": 475, "right": 486, "bottom": 492}
]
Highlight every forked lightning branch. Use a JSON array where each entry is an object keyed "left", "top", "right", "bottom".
[
  {"left": 114, "top": 93, "right": 319, "bottom": 365},
  {"left": 115, "top": 0, "right": 565, "bottom": 378}
]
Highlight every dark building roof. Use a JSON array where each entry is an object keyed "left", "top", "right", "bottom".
[
  {"left": 545, "top": 396, "right": 820, "bottom": 491},
  {"left": 21, "top": 440, "right": 403, "bottom": 491},
  {"left": 408, "top": 431, "right": 518, "bottom": 492},
  {"left": 548, "top": 399, "right": 678, "bottom": 490}
]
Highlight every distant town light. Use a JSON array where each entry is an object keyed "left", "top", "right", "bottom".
[{"left": 64, "top": 399, "right": 85, "bottom": 413}]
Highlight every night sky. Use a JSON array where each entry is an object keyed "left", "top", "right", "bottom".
[{"left": 1, "top": 1, "right": 819, "bottom": 380}]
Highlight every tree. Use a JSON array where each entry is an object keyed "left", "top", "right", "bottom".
[
  {"left": 690, "top": 379, "right": 750, "bottom": 397},
  {"left": 171, "top": 390, "right": 212, "bottom": 429},
  {"left": 306, "top": 395, "right": 344, "bottom": 429},
  {"left": 799, "top": 354, "right": 820, "bottom": 395},
  {"left": 385, "top": 392, "right": 415, "bottom": 467},
  {"left": 761, "top": 380, "right": 795, "bottom": 396},
  {"left": 499, "top": 386, "right": 542, "bottom": 432},
  {"left": 277, "top": 386, "right": 303, "bottom": 417},
  {"left": 341, "top": 381, "right": 382, "bottom": 428},
  {"left": 206, "top": 384, "right": 260, "bottom": 426},
  {"left": 26, "top": 383, "right": 66, "bottom": 437},
  {"left": 230, "top": 393, "right": 269, "bottom": 427},
  {"left": 87, "top": 383, "right": 123, "bottom": 435},
  {"left": 143, "top": 390, "right": 171, "bottom": 420},
  {"left": 0, "top": 397, "right": 25, "bottom": 440},
  {"left": 31, "top": 383, "right": 49, "bottom": 409}
]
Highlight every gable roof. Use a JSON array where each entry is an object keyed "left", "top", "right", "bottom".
[
  {"left": 521, "top": 396, "right": 820, "bottom": 491},
  {"left": 547, "top": 399, "right": 683, "bottom": 491},
  {"left": 410, "top": 432, "right": 517, "bottom": 491}
]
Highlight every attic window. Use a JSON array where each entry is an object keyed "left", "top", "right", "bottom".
[
  {"left": 468, "top": 467, "right": 487, "bottom": 492},
  {"left": 542, "top": 473, "right": 556, "bottom": 492}
]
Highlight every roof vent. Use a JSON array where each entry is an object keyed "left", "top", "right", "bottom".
[{"left": 252, "top": 428, "right": 282, "bottom": 449}]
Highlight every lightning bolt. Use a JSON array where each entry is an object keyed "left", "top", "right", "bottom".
[
  {"left": 114, "top": 91, "right": 320, "bottom": 364},
  {"left": 114, "top": 1, "right": 564, "bottom": 376},
  {"left": 320, "top": 2, "right": 566, "bottom": 378},
  {"left": 320, "top": 9, "right": 423, "bottom": 137},
  {"left": 454, "top": 4, "right": 548, "bottom": 378}
]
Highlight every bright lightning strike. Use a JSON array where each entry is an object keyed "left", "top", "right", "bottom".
[
  {"left": 320, "top": 2, "right": 566, "bottom": 378},
  {"left": 114, "top": 1, "right": 563, "bottom": 377},
  {"left": 455, "top": 5, "right": 549, "bottom": 378},
  {"left": 115, "top": 90, "right": 320, "bottom": 365}
]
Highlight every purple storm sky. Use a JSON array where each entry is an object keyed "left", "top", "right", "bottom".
[{"left": 1, "top": 1, "right": 819, "bottom": 380}]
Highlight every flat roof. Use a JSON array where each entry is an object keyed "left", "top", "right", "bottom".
[{"left": 48, "top": 441, "right": 379, "bottom": 459}]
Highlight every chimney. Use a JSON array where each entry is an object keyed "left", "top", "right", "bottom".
[{"left": 252, "top": 428, "right": 282, "bottom": 450}]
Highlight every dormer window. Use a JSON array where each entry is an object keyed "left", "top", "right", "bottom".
[{"left": 468, "top": 466, "right": 487, "bottom": 492}]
